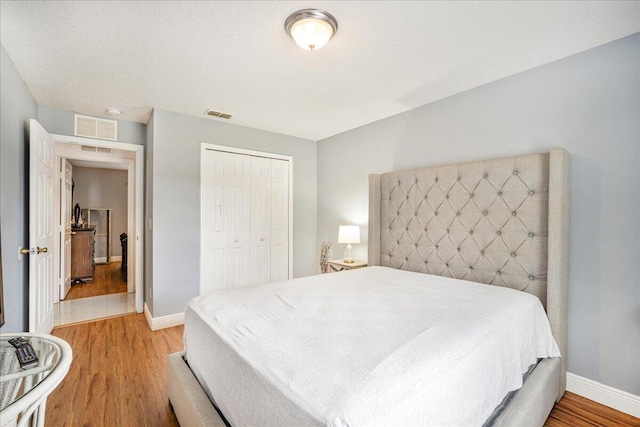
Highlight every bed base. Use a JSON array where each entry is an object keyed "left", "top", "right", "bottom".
[
  {"left": 167, "top": 352, "right": 225, "bottom": 427},
  {"left": 168, "top": 351, "right": 561, "bottom": 427}
]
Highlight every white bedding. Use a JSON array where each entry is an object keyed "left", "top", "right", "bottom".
[{"left": 185, "top": 266, "right": 560, "bottom": 426}]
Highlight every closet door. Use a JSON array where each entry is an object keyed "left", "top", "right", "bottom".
[
  {"left": 201, "top": 147, "right": 290, "bottom": 295},
  {"left": 201, "top": 150, "right": 251, "bottom": 294},
  {"left": 250, "top": 157, "right": 272, "bottom": 286},
  {"left": 227, "top": 153, "right": 251, "bottom": 288},
  {"left": 270, "top": 159, "right": 289, "bottom": 282}
]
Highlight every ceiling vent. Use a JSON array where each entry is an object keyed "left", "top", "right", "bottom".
[
  {"left": 204, "top": 109, "right": 232, "bottom": 119},
  {"left": 74, "top": 114, "right": 118, "bottom": 141}
]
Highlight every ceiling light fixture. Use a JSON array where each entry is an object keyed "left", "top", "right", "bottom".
[{"left": 285, "top": 9, "right": 338, "bottom": 51}]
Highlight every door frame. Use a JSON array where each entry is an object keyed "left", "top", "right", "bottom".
[
  {"left": 51, "top": 134, "right": 144, "bottom": 313},
  {"left": 200, "top": 143, "right": 294, "bottom": 293}
]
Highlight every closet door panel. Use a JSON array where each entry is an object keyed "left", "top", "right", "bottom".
[
  {"left": 227, "top": 153, "right": 251, "bottom": 288},
  {"left": 251, "top": 157, "right": 271, "bottom": 286},
  {"left": 201, "top": 150, "right": 228, "bottom": 294},
  {"left": 270, "top": 159, "right": 289, "bottom": 282}
]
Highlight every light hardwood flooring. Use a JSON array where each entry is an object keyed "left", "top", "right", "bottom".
[
  {"left": 47, "top": 314, "right": 639, "bottom": 427},
  {"left": 545, "top": 392, "right": 640, "bottom": 426},
  {"left": 47, "top": 314, "right": 183, "bottom": 427},
  {"left": 65, "top": 262, "right": 127, "bottom": 300}
]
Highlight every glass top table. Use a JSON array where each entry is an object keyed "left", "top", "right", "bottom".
[{"left": 0, "top": 333, "right": 72, "bottom": 427}]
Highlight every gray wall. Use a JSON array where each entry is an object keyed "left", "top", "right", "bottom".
[
  {"left": 148, "top": 109, "right": 317, "bottom": 317},
  {"left": 72, "top": 167, "right": 128, "bottom": 258},
  {"left": 38, "top": 106, "right": 146, "bottom": 146},
  {"left": 0, "top": 46, "right": 38, "bottom": 332},
  {"left": 317, "top": 34, "right": 640, "bottom": 395}
]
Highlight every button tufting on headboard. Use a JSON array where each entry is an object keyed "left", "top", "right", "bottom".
[{"left": 374, "top": 153, "right": 550, "bottom": 304}]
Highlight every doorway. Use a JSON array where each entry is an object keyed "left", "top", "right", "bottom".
[{"left": 52, "top": 135, "right": 143, "bottom": 326}]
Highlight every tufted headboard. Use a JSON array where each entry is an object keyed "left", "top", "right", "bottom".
[{"left": 368, "top": 149, "right": 570, "bottom": 397}]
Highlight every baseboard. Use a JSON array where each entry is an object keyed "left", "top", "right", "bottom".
[
  {"left": 567, "top": 372, "right": 640, "bottom": 418},
  {"left": 143, "top": 303, "right": 185, "bottom": 331}
]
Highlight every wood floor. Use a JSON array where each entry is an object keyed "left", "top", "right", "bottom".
[
  {"left": 545, "top": 392, "right": 640, "bottom": 426},
  {"left": 47, "top": 314, "right": 183, "bottom": 427},
  {"left": 65, "top": 262, "right": 127, "bottom": 300},
  {"left": 47, "top": 314, "right": 640, "bottom": 427}
]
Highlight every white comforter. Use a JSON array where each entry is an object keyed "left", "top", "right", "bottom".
[{"left": 185, "top": 266, "right": 560, "bottom": 426}]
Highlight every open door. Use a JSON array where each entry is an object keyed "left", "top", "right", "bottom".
[
  {"left": 59, "top": 159, "right": 73, "bottom": 300},
  {"left": 28, "top": 119, "right": 55, "bottom": 333}
]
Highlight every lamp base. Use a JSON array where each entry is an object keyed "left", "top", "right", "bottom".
[{"left": 343, "top": 259, "right": 355, "bottom": 264}]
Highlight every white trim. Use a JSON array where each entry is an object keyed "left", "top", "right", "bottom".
[
  {"left": 202, "top": 143, "right": 292, "bottom": 162},
  {"left": 567, "top": 372, "right": 640, "bottom": 418},
  {"left": 144, "top": 303, "right": 185, "bottom": 331},
  {"left": 52, "top": 134, "right": 144, "bottom": 314}
]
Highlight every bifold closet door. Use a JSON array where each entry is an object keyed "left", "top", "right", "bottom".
[
  {"left": 201, "top": 150, "right": 251, "bottom": 294},
  {"left": 250, "top": 157, "right": 272, "bottom": 285},
  {"left": 270, "top": 159, "right": 289, "bottom": 282},
  {"left": 250, "top": 157, "right": 289, "bottom": 286},
  {"left": 201, "top": 149, "right": 289, "bottom": 295}
]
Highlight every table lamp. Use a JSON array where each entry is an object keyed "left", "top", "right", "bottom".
[{"left": 338, "top": 225, "right": 360, "bottom": 263}]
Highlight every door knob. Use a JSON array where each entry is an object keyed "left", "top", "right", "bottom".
[
  {"left": 20, "top": 248, "right": 30, "bottom": 255},
  {"left": 37, "top": 247, "right": 48, "bottom": 254},
  {"left": 260, "top": 237, "right": 264, "bottom": 242}
]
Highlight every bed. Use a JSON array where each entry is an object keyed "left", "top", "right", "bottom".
[{"left": 168, "top": 149, "right": 570, "bottom": 426}]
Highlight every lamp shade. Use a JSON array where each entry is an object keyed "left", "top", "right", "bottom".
[{"left": 338, "top": 225, "right": 360, "bottom": 244}]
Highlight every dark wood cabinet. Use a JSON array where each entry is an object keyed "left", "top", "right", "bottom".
[{"left": 71, "top": 228, "right": 95, "bottom": 282}]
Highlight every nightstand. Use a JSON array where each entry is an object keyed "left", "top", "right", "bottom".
[{"left": 328, "top": 259, "right": 367, "bottom": 272}]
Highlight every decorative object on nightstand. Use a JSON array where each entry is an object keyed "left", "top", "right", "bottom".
[
  {"left": 338, "top": 225, "right": 360, "bottom": 263},
  {"left": 328, "top": 259, "right": 367, "bottom": 272},
  {"left": 319, "top": 241, "right": 332, "bottom": 274}
]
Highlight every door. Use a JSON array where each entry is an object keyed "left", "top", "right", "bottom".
[
  {"left": 29, "top": 120, "right": 55, "bottom": 333},
  {"left": 270, "top": 159, "right": 289, "bottom": 282},
  {"left": 250, "top": 157, "right": 271, "bottom": 286},
  {"left": 200, "top": 146, "right": 290, "bottom": 295},
  {"left": 200, "top": 150, "right": 251, "bottom": 294},
  {"left": 227, "top": 154, "right": 251, "bottom": 288},
  {"left": 59, "top": 160, "right": 73, "bottom": 299}
]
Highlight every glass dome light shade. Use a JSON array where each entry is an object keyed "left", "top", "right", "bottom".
[
  {"left": 285, "top": 9, "right": 338, "bottom": 51},
  {"left": 290, "top": 18, "right": 334, "bottom": 51}
]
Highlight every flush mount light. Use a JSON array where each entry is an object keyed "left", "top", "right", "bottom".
[{"left": 285, "top": 9, "right": 338, "bottom": 51}]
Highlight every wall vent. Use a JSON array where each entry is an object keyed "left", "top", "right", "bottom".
[
  {"left": 80, "top": 145, "right": 113, "bottom": 154},
  {"left": 74, "top": 114, "right": 118, "bottom": 141},
  {"left": 204, "top": 109, "right": 232, "bottom": 119}
]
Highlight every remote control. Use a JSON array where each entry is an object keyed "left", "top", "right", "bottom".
[
  {"left": 8, "top": 337, "right": 28, "bottom": 348},
  {"left": 15, "top": 344, "right": 38, "bottom": 369}
]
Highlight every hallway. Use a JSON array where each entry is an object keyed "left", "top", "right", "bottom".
[{"left": 55, "top": 263, "right": 135, "bottom": 327}]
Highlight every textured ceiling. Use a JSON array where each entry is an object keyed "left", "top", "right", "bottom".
[{"left": 1, "top": 1, "right": 638, "bottom": 141}]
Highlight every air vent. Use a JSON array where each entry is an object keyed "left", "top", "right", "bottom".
[
  {"left": 204, "top": 109, "right": 232, "bottom": 119},
  {"left": 80, "top": 145, "right": 113, "bottom": 154},
  {"left": 74, "top": 114, "right": 118, "bottom": 141}
]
